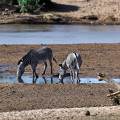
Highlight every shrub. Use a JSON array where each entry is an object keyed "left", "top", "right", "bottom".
[
  {"left": 17, "top": 0, "right": 52, "bottom": 13},
  {"left": 17, "top": 0, "right": 41, "bottom": 13},
  {"left": 0, "top": 0, "right": 52, "bottom": 13}
]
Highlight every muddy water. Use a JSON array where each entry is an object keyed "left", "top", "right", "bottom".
[
  {"left": 0, "top": 24, "right": 120, "bottom": 44},
  {"left": 0, "top": 75, "right": 120, "bottom": 84}
]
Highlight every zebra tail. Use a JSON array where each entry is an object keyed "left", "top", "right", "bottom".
[
  {"left": 53, "top": 56, "right": 57, "bottom": 63},
  {"left": 74, "top": 53, "right": 80, "bottom": 70}
]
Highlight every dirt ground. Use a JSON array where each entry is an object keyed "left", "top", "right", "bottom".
[
  {"left": 51, "top": 0, "right": 120, "bottom": 24},
  {"left": 0, "top": 44, "right": 120, "bottom": 119},
  {"left": 0, "top": 82, "right": 119, "bottom": 120},
  {"left": 1, "top": 0, "right": 120, "bottom": 24},
  {"left": 1, "top": 44, "right": 120, "bottom": 77}
]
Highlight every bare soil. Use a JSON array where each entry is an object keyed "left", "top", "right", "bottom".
[
  {"left": 1, "top": 44, "right": 120, "bottom": 77},
  {"left": 0, "top": 44, "right": 120, "bottom": 119},
  {"left": 1, "top": 0, "right": 120, "bottom": 24}
]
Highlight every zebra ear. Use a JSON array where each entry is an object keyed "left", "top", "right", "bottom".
[
  {"left": 18, "top": 59, "right": 23, "bottom": 65},
  {"left": 59, "top": 64, "right": 62, "bottom": 67}
]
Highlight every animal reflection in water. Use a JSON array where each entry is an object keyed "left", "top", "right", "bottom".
[
  {"left": 17, "top": 76, "right": 81, "bottom": 84},
  {"left": 17, "top": 46, "right": 57, "bottom": 83},
  {"left": 17, "top": 76, "right": 56, "bottom": 84}
]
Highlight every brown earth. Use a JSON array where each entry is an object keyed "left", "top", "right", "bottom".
[
  {"left": 1, "top": 0, "right": 120, "bottom": 24},
  {"left": 0, "top": 83, "right": 120, "bottom": 120},
  {"left": 1, "top": 44, "right": 120, "bottom": 77},
  {"left": 0, "top": 44, "right": 120, "bottom": 119}
]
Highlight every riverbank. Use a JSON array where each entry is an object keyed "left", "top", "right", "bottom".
[{"left": 1, "top": 0, "right": 120, "bottom": 24}]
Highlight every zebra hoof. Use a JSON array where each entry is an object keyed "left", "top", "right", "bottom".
[
  {"left": 36, "top": 75, "right": 39, "bottom": 79},
  {"left": 42, "top": 73, "right": 45, "bottom": 75}
]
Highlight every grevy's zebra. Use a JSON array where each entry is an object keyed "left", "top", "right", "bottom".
[
  {"left": 59, "top": 52, "right": 82, "bottom": 83},
  {"left": 17, "top": 46, "right": 57, "bottom": 83}
]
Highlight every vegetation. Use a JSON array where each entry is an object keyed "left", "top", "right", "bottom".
[
  {"left": 0, "top": 0, "right": 51, "bottom": 5},
  {"left": 17, "top": 0, "right": 41, "bottom": 13},
  {"left": 0, "top": 0, "right": 52, "bottom": 13}
]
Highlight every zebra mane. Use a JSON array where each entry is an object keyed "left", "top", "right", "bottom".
[{"left": 18, "top": 49, "right": 35, "bottom": 65}]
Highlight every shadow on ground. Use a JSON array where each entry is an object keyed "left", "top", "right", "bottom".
[{"left": 47, "top": 2, "right": 79, "bottom": 12}]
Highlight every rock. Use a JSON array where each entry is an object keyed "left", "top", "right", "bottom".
[
  {"left": 43, "top": 13, "right": 62, "bottom": 22},
  {"left": 85, "top": 110, "right": 90, "bottom": 116},
  {"left": 81, "top": 15, "right": 98, "bottom": 21}
]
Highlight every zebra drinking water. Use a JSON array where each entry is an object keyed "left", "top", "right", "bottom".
[
  {"left": 59, "top": 52, "right": 82, "bottom": 83},
  {"left": 17, "top": 46, "right": 57, "bottom": 83}
]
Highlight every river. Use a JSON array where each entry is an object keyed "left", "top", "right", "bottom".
[{"left": 0, "top": 24, "right": 120, "bottom": 44}]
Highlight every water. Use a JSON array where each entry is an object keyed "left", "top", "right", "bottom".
[
  {"left": 0, "top": 75, "right": 120, "bottom": 84},
  {"left": 0, "top": 24, "right": 120, "bottom": 83},
  {"left": 0, "top": 24, "right": 120, "bottom": 44}
]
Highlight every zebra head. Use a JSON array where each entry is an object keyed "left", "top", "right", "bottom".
[
  {"left": 17, "top": 59, "right": 25, "bottom": 79},
  {"left": 17, "top": 49, "right": 34, "bottom": 79},
  {"left": 59, "top": 63, "right": 67, "bottom": 80}
]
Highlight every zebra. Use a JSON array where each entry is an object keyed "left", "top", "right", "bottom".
[
  {"left": 59, "top": 52, "right": 82, "bottom": 83},
  {"left": 17, "top": 46, "right": 57, "bottom": 83}
]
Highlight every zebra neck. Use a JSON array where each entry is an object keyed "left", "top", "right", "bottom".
[
  {"left": 22, "top": 54, "right": 32, "bottom": 67},
  {"left": 22, "top": 59, "right": 31, "bottom": 67}
]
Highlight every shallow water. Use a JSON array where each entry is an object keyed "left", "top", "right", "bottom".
[
  {"left": 0, "top": 24, "right": 120, "bottom": 44},
  {"left": 0, "top": 75, "right": 120, "bottom": 84}
]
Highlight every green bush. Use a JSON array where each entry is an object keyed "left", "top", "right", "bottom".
[
  {"left": 17, "top": 0, "right": 41, "bottom": 13},
  {"left": 0, "top": 0, "right": 52, "bottom": 13}
]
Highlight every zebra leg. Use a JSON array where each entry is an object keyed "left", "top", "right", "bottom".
[
  {"left": 76, "top": 71, "right": 80, "bottom": 84},
  {"left": 49, "top": 59, "right": 53, "bottom": 74},
  {"left": 31, "top": 65, "right": 37, "bottom": 83},
  {"left": 32, "top": 69, "right": 35, "bottom": 83},
  {"left": 42, "top": 62, "right": 47, "bottom": 75},
  {"left": 42, "top": 77, "right": 47, "bottom": 84},
  {"left": 35, "top": 71, "right": 38, "bottom": 79},
  {"left": 70, "top": 69, "right": 74, "bottom": 83},
  {"left": 17, "top": 77, "right": 24, "bottom": 83}
]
